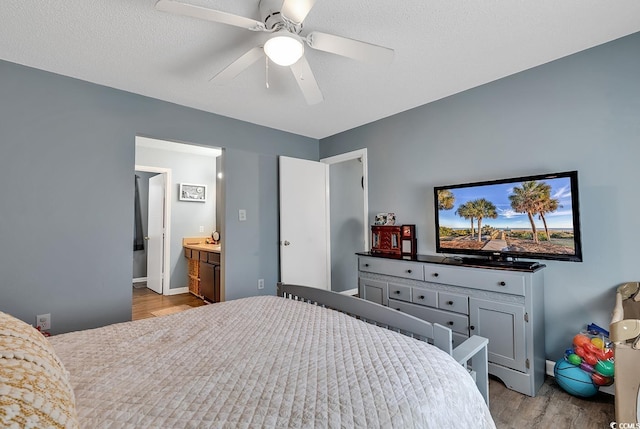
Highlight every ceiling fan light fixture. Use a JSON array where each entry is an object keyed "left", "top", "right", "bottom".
[{"left": 264, "top": 31, "right": 304, "bottom": 66}]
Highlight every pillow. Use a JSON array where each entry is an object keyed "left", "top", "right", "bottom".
[{"left": 0, "top": 311, "right": 79, "bottom": 429}]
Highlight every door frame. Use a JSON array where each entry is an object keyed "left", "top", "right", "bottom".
[
  {"left": 321, "top": 148, "right": 369, "bottom": 295},
  {"left": 134, "top": 165, "right": 172, "bottom": 295}
]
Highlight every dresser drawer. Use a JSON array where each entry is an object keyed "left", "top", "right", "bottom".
[
  {"left": 423, "top": 263, "right": 526, "bottom": 296},
  {"left": 438, "top": 292, "right": 468, "bottom": 315},
  {"left": 359, "top": 256, "right": 423, "bottom": 281},
  {"left": 389, "top": 299, "right": 469, "bottom": 335},
  {"left": 411, "top": 288, "right": 437, "bottom": 308},
  {"left": 388, "top": 283, "right": 411, "bottom": 303}
]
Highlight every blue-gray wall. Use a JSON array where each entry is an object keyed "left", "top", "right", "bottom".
[
  {"left": 222, "top": 149, "right": 280, "bottom": 300},
  {"left": 0, "top": 60, "right": 317, "bottom": 334},
  {"left": 320, "top": 32, "right": 640, "bottom": 359}
]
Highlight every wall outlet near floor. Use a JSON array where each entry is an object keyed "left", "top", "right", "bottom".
[
  {"left": 258, "top": 279, "right": 264, "bottom": 290},
  {"left": 36, "top": 313, "right": 51, "bottom": 330},
  {"left": 199, "top": 225, "right": 204, "bottom": 232}
]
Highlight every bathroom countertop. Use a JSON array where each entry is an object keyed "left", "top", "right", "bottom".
[{"left": 182, "top": 237, "right": 221, "bottom": 253}]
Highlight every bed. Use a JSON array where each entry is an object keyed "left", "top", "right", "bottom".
[{"left": 1, "top": 284, "right": 495, "bottom": 428}]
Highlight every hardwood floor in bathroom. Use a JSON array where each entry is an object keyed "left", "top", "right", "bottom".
[{"left": 132, "top": 285, "right": 207, "bottom": 320}]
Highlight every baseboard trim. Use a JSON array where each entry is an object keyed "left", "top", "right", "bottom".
[
  {"left": 339, "top": 288, "right": 358, "bottom": 296},
  {"left": 545, "top": 359, "right": 615, "bottom": 395},
  {"left": 133, "top": 277, "right": 148, "bottom": 283},
  {"left": 165, "top": 287, "right": 189, "bottom": 296}
]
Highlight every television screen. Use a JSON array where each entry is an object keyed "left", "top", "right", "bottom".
[{"left": 434, "top": 171, "right": 582, "bottom": 262}]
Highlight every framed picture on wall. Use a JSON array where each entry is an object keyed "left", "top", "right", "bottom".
[{"left": 179, "top": 183, "right": 207, "bottom": 202}]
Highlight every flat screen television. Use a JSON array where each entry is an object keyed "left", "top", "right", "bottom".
[{"left": 434, "top": 171, "right": 582, "bottom": 266}]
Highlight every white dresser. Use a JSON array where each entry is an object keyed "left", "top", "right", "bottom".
[{"left": 358, "top": 253, "right": 546, "bottom": 397}]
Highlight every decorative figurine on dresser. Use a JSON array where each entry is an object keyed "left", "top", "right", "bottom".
[
  {"left": 371, "top": 224, "right": 417, "bottom": 257},
  {"left": 371, "top": 225, "right": 401, "bottom": 255}
]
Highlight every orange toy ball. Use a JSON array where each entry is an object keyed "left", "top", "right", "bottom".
[
  {"left": 573, "top": 334, "right": 591, "bottom": 348},
  {"left": 584, "top": 353, "right": 599, "bottom": 366},
  {"left": 595, "top": 348, "right": 614, "bottom": 361},
  {"left": 583, "top": 341, "right": 599, "bottom": 353}
]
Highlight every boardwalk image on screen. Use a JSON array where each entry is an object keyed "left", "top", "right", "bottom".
[{"left": 437, "top": 176, "right": 577, "bottom": 257}]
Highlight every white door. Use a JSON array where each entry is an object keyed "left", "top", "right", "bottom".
[
  {"left": 146, "top": 174, "right": 165, "bottom": 294},
  {"left": 279, "top": 156, "right": 330, "bottom": 289}
]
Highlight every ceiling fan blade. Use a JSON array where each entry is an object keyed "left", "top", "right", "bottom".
[
  {"left": 210, "top": 47, "right": 264, "bottom": 84},
  {"left": 306, "top": 31, "right": 394, "bottom": 65},
  {"left": 281, "top": 0, "right": 317, "bottom": 24},
  {"left": 156, "top": 0, "right": 265, "bottom": 31},
  {"left": 290, "top": 56, "right": 323, "bottom": 105}
]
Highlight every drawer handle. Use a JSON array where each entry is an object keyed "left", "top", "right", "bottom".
[
  {"left": 419, "top": 295, "right": 425, "bottom": 300},
  {"left": 394, "top": 290, "right": 401, "bottom": 294},
  {"left": 432, "top": 272, "right": 439, "bottom": 277},
  {"left": 499, "top": 281, "right": 506, "bottom": 286},
  {"left": 447, "top": 300, "right": 454, "bottom": 305},
  {"left": 470, "top": 325, "right": 475, "bottom": 331},
  {"left": 447, "top": 321, "right": 454, "bottom": 326},
  {"left": 407, "top": 269, "right": 412, "bottom": 274},
  {"left": 364, "top": 263, "right": 370, "bottom": 267}
]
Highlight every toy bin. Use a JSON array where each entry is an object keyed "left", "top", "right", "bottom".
[{"left": 610, "top": 281, "right": 640, "bottom": 424}]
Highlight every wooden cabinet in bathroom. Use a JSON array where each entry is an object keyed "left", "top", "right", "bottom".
[{"left": 183, "top": 244, "right": 221, "bottom": 303}]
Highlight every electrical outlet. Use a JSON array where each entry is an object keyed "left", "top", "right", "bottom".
[
  {"left": 36, "top": 313, "right": 51, "bottom": 331},
  {"left": 199, "top": 225, "right": 204, "bottom": 233},
  {"left": 239, "top": 209, "right": 247, "bottom": 221},
  {"left": 258, "top": 279, "right": 264, "bottom": 290}
]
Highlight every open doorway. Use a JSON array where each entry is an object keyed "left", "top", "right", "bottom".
[
  {"left": 133, "top": 136, "right": 221, "bottom": 306},
  {"left": 323, "top": 149, "right": 368, "bottom": 295}
]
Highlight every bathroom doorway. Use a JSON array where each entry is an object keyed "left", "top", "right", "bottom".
[{"left": 133, "top": 136, "right": 221, "bottom": 300}]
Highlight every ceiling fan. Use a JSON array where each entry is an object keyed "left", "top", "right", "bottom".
[{"left": 156, "top": 0, "right": 394, "bottom": 104}]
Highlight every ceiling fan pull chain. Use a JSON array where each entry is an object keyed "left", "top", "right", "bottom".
[{"left": 265, "top": 55, "right": 270, "bottom": 89}]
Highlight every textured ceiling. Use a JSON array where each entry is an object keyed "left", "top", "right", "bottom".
[{"left": 2, "top": 1, "right": 639, "bottom": 139}]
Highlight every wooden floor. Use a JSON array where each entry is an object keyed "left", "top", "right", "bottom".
[
  {"left": 132, "top": 285, "right": 615, "bottom": 427},
  {"left": 132, "top": 285, "right": 206, "bottom": 320},
  {"left": 489, "top": 375, "right": 615, "bottom": 429}
]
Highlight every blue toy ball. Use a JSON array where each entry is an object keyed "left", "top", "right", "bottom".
[{"left": 554, "top": 359, "right": 598, "bottom": 397}]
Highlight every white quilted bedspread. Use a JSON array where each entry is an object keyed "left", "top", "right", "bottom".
[{"left": 50, "top": 296, "right": 495, "bottom": 429}]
